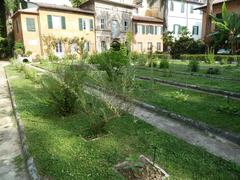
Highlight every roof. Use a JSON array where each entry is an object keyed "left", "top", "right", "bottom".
[
  {"left": 12, "top": 8, "right": 39, "bottom": 18},
  {"left": 80, "top": 0, "right": 137, "bottom": 9},
  {"left": 186, "top": 0, "right": 205, "bottom": 5},
  {"left": 33, "top": 2, "right": 95, "bottom": 14},
  {"left": 195, "top": 0, "right": 234, "bottom": 10},
  {"left": 132, "top": 15, "right": 163, "bottom": 24}
]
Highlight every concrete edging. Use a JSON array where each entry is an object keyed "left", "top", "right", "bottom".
[
  {"left": 86, "top": 83, "right": 240, "bottom": 146},
  {"left": 4, "top": 67, "right": 40, "bottom": 180}
]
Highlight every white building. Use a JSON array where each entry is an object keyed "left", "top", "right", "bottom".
[{"left": 167, "top": 0, "right": 204, "bottom": 40}]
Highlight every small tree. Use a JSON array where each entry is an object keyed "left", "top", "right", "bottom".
[{"left": 163, "top": 31, "right": 174, "bottom": 52}]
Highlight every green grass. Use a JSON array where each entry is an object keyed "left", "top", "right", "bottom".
[
  {"left": 168, "top": 60, "right": 240, "bottom": 79},
  {"left": 6, "top": 65, "right": 240, "bottom": 179},
  {"left": 133, "top": 80, "right": 240, "bottom": 133},
  {"left": 135, "top": 68, "right": 240, "bottom": 93}
]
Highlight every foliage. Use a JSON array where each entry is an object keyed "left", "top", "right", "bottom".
[
  {"left": 4, "top": 0, "right": 19, "bottom": 12},
  {"left": 210, "top": 2, "right": 240, "bottom": 54},
  {"left": 216, "top": 105, "right": 240, "bottom": 116},
  {"left": 188, "top": 60, "right": 199, "bottom": 72},
  {"left": 89, "top": 44, "right": 129, "bottom": 81},
  {"left": 206, "top": 49, "right": 215, "bottom": 64},
  {"left": 170, "top": 27, "right": 206, "bottom": 59},
  {"left": 70, "top": 0, "right": 85, "bottom": 7},
  {"left": 124, "top": 155, "right": 144, "bottom": 177},
  {"left": 48, "top": 53, "right": 59, "bottom": 62},
  {"left": 15, "top": 48, "right": 23, "bottom": 56},
  {"left": 130, "top": 52, "right": 148, "bottom": 66},
  {"left": 25, "top": 50, "right": 32, "bottom": 57},
  {"left": 14, "top": 41, "right": 24, "bottom": 51},
  {"left": 40, "top": 63, "right": 88, "bottom": 116},
  {"left": 162, "top": 31, "right": 174, "bottom": 52},
  {"left": 171, "top": 90, "right": 189, "bottom": 102},
  {"left": 159, "top": 59, "right": 169, "bottom": 69},
  {"left": 206, "top": 67, "right": 220, "bottom": 75}
]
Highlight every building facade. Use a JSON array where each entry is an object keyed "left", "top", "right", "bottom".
[
  {"left": 12, "top": 2, "right": 96, "bottom": 58},
  {"left": 167, "top": 0, "right": 204, "bottom": 40},
  {"left": 80, "top": 0, "right": 136, "bottom": 52}
]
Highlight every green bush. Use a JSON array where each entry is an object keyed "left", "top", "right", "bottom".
[
  {"left": 14, "top": 41, "right": 24, "bottom": 51},
  {"left": 89, "top": 44, "right": 129, "bottom": 81},
  {"left": 15, "top": 48, "right": 23, "bottom": 56},
  {"left": 130, "top": 52, "right": 148, "bottom": 66},
  {"left": 25, "top": 50, "right": 32, "bottom": 57},
  {"left": 206, "top": 68, "right": 220, "bottom": 75},
  {"left": 188, "top": 60, "right": 199, "bottom": 72},
  {"left": 48, "top": 53, "right": 59, "bottom": 62},
  {"left": 159, "top": 59, "right": 169, "bottom": 69}
]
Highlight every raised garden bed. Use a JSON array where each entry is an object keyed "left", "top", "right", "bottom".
[{"left": 115, "top": 155, "right": 169, "bottom": 180}]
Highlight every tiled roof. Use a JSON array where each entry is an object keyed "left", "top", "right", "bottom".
[
  {"left": 195, "top": 0, "right": 234, "bottom": 9},
  {"left": 80, "top": 0, "right": 137, "bottom": 9},
  {"left": 34, "top": 2, "right": 95, "bottom": 14},
  {"left": 132, "top": 15, "right": 163, "bottom": 23}
]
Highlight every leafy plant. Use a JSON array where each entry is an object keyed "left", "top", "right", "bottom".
[
  {"left": 159, "top": 59, "right": 169, "bottom": 69},
  {"left": 206, "top": 49, "right": 215, "bottom": 64},
  {"left": 206, "top": 67, "right": 220, "bottom": 75},
  {"left": 25, "top": 50, "right": 32, "bottom": 57},
  {"left": 171, "top": 90, "right": 189, "bottom": 102},
  {"left": 15, "top": 48, "right": 23, "bottom": 56},
  {"left": 216, "top": 105, "right": 240, "bottom": 115},
  {"left": 124, "top": 155, "right": 144, "bottom": 177},
  {"left": 188, "top": 60, "right": 199, "bottom": 72}
]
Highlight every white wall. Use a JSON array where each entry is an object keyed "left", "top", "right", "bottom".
[{"left": 167, "top": 0, "right": 203, "bottom": 40}]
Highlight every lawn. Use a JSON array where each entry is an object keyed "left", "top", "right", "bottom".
[
  {"left": 6, "top": 65, "right": 240, "bottom": 179},
  {"left": 135, "top": 67, "right": 240, "bottom": 93},
  {"left": 31, "top": 62, "right": 240, "bottom": 133}
]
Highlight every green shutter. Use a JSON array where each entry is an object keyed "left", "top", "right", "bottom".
[
  {"left": 142, "top": 25, "right": 145, "bottom": 34},
  {"left": 79, "top": 18, "right": 83, "bottom": 31},
  {"left": 135, "top": 24, "right": 137, "bottom": 34},
  {"left": 61, "top": 16, "right": 66, "bottom": 29},
  {"left": 47, "top": 15, "right": 52, "bottom": 29},
  {"left": 90, "top": 19, "right": 93, "bottom": 31},
  {"left": 146, "top": 26, "right": 149, "bottom": 34}
]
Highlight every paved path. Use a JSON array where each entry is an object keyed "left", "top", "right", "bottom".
[
  {"left": 0, "top": 61, "right": 29, "bottom": 180},
  {"left": 29, "top": 63, "right": 240, "bottom": 165}
]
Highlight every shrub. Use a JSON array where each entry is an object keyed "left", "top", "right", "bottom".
[
  {"left": 147, "top": 58, "right": 158, "bottom": 68},
  {"left": 216, "top": 105, "right": 240, "bottom": 115},
  {"left": 188, "top": 60, "right": 199, "bottom": 72},
  {"left": 15, "top": 48, "right": 23, "bottom": 56},
  {"left": 206, "top": 68, "right": 220, "bottom": 75},
  {"left": 22, "top": 65, "right": 40, "bottom": 83},
  {"left": 41, "top": 64, "right": 88, "bottom": 116},
  {"left": 220, "top": 57, "right": 228, "bottom": 65},
  {"left": 25, "top": 50, "right": 32, "bottom": 57},
  {"left": 130, "top": 52, "right": 148, "bottom": 66},
  {"left": 89, "top": 44, "right": 129, "bottom": 81},
  {"left": 48, "top": 53, "right": 59, "bottom": 62},
  {"left": 159, "top": 59, "right": 169, "bottom": 69},
  {"left": 171, "top": 90, "right": 189, "bottom": 102}
]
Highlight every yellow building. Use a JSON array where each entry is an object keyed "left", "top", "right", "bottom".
[
  {"left": 132, "top": 16, "right": 163, "bottom": 53},
  {"left": 12, "top": 2, "right": 96, "bottom": 58}
]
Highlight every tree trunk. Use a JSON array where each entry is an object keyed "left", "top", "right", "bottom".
[{"left": 204, "top": 0, "right": 213, "bottom": 46}]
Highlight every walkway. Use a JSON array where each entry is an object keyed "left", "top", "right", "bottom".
[{"left": 0, "top": 61, "right": 29, "bottom": 180}]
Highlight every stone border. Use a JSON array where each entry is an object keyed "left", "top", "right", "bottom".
[
  {"left": 136, "top": 66, "right": 240, "bottom": 82},
  {"left": 137, "top": 76, "right": 240, "bottom": 100},
  {"left": 86, "top": 83, "right": 240, "bottom": 146},
  {"left": 4, "top": 67, "right": 40, "bottom": 180}
]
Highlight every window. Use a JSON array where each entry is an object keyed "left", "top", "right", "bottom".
[
  {"left": 26, "top": 18, "right": 35, "bottom": 32},
  {"left": 124, "top": 20, "right": 128, "bottom": 31},
  {"left": 146, "top": 25, "right": 150, "bottom": 34},
  {"left": 181, "top": 2, "right": 185, "bottom": 13},
  {"left": 149, "top": 25, "right": 154, "bottom": 35},
  {"left": 170, "top": 1, "right": 174, "bottom": 11},
  {"left": 155, "top": 26, "right": 161, "bottom": 35},
  {"left": 147, "top": 42, "right": 152, "bottom": 50},
  {"left": 101, "top": 41, "right": 106, "bottom": 51},
  {"left": 190, "top": 5, "right": 194, "bottom": 14},
  {"left": 192, "top": 26, "right": 199, "bottom": 35},
  {"left": 48, "top": 15, "right": 65, "bottom": 29},
  {"left": 112, "top": 20, "right": 120, "bottom": 38},
  {"left": 137, "top": 42, "right": 143, "bottom": 52},
  {"left": 100, "top": 19, "right": 105, "bottom": 29},
  {"left": 173, "top": 24, "right": 180, "bottom": 34},
  {"left": 56, "top": 42, "right": 63, "bottom": 53},
  {"left": 84, "top": 41, "right": 90, "bottom": 52},
  {"left": 79, "top": 19, "right": 93, "bottom": 31},
  {"left": 142, "top": 25, "right": 145, "bottom": 34},
  {"left": 137, "top": 25, "right": 142, "bottom": 34},
  {"left": 157, "top": 42, "right": 161, "bottom": 51}
]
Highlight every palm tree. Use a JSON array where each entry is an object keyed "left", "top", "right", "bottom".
[{"left": 210, "top": 2, "right": 240, "bottom": 54}]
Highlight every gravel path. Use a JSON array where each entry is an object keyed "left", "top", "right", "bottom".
[{"left": 0, "top": 61, "right": 29, "bottom": 180}]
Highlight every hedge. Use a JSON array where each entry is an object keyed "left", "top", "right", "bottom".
[{"left": 180, "top": 54, "right": 240, "bottom": 64}]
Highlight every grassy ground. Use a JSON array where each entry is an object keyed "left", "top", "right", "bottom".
[
  {"left": 133, "top": 80, "right": 240, "bottom": 133},
  {"left": 168, "top": 60, "right": 240, "bottom": 79},
  {"left": 6, "top": 65, "right": 240, "bottom": 179},
  {"left": 32, "top": 62, "right": 240, "bottom": 133},
  {"left": 135, "top": 68, "right": 240, "bottom": 93}
]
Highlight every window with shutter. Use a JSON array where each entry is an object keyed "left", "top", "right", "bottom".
[
  {"left": 142, "top": 25, "right": 145, "bottom": 34},
  {"left": 79, "top": 18, "right": 83, "bottom": 30},
  {"left": 26, "top": 18, "right": 36, "bottom": 32},
  {"left": 90, "top": 19, "right": 93, "bottom": 31},
  {"left": 61, "top": 16, "right": 66, "bottom": 29},
  {"left": 47, "top": 15, "right": 53, "bottom": 29}
]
